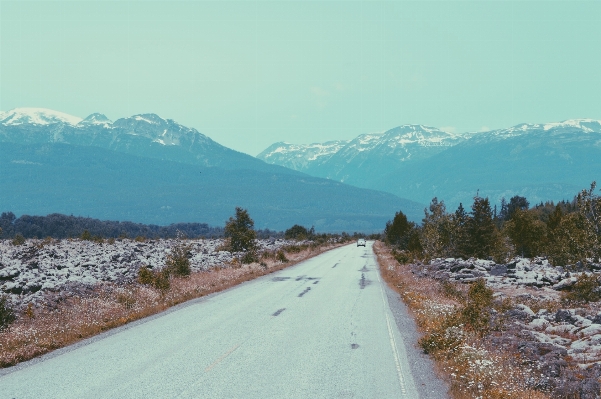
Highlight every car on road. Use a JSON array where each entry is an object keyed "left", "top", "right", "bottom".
[{"left": 357, "top": 239, "right": 366, "bottom": 247}]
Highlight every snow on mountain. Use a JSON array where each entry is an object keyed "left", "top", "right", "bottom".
[
  {"left": 0, "top": 108, "right": 82, "bottom": 126},
  {"left": 257, "top": 124, "right": 469, "bottom": 173},
  {"left": 473, "top": 119, "right": 601, "bottom": 142},
  {"left": 258, "top": 118, "right": 601, "bottom": 211},
  {"left": 78, "top": 113, "right": 113, "bottom": 126},
  {"left": 257, "top": 140, "right": 348, "bottom": 170},
  {"left": 0, "top": 108, "right": 300, "bottom": 173}
]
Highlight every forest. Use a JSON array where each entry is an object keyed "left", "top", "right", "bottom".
[
  {"left": 0, "top": 212, "right": 226, "bottom": 240},
  {"left": 385, "top": 181, "right": 601, "bottom": 267}
]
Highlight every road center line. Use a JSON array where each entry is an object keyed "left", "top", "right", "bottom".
[{"left": 205, "top": 344, "right": 241, "bottom": 372}]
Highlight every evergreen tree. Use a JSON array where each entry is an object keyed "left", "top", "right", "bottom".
[
  {"left": 507, "top": 196, "right": 530, "bottom": 219},
  {"left": 452, "top": 203, "right": 470, "bottom": 258},
  {"left": 384, "top": 210, "right": 416, "bottom": 250},
  {"left": 499, "top": 197, "right": 508, "bottom": 221},
  {"left": 224, "top": 207, "right": 257, "bottom": 253},
  {"left": 421, "top": 198, "right": 453, "bottom": 258},
  {"left": 504, "top": 208, "right": 546, "bottom": 257},
  {"left": 284, "top": 225, "right": 310, "bottom": 240},
  {"left": 466, "top": 196, "right": 497, "bottom": 258}
]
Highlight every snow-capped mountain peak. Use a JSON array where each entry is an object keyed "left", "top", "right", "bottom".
[
  {"left": 0, "top": 108, "right": 82, "bottom": 126},
  {"left": 78, "top": 113, "right": 113, "bottom": 126},
  {"left": 540, "top": 118, "right": 601, "bottom": 132}
]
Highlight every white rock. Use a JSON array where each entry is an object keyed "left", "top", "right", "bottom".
[
  {"left": 516, "top": 304, "right": 536, "bottom": 317},
  {"left": 529, "top": 318, "right": 550, "bottom": 330},
  {"left": 547, "top": 324, "right": 580, "bottom": 335},
  {"left": 579, "top": 324, "right": 601, "bottom": 337}
]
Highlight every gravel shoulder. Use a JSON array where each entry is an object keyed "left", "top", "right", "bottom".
[{"left": 382, "top": 264, "right": 450, "bottom": 399}]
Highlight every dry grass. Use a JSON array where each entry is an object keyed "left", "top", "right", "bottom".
[
  {"left": 0, "top": 242, "right": 342, "bottom": 368},
  {"left": 373, "top": 241, "right": 552, "bottom": 399}
]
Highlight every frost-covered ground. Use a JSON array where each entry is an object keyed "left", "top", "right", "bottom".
[{"left": 0, "top": 238, "right": 297, "bottom": 307}]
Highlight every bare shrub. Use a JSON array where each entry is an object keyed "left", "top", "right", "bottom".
[
  {"left": 276, "top": 250, "right": 289, "bottom": 263},
  {"left": 11, "top": 234, "right": 25, "bottom": 246}
]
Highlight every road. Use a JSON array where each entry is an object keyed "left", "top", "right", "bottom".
[{"left": 0, "top": 242, "right": 446, "bottom": 398}]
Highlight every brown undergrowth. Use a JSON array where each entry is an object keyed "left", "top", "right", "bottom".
[
  {"left": 374, "top": 241, "right": 550, "bottom": 399},
  {"left": 0, "top": 242, "right": 342, "bottom": 368}
]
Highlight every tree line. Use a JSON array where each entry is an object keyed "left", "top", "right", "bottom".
[
  {"left": 385, "top": 182, "right": 601, "bottom": 266},
  {"left": 0, "top": 212, "right": 225, "bottom": 240}
]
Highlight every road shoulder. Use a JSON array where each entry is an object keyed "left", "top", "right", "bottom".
[{"left": 380, "top": 261, "right": 450, "bottom": 399}]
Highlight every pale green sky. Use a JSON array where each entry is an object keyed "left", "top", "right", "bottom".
[{"left": 1, "top": 1, "right": 600, "bottom": 155}]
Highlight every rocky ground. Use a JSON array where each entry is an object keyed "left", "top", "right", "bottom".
[
  {"left": 410, "top": 257, "right": 601, "bottom": 398},
  {"left": 0, "top": 238, "right": 297, "bottom": 308}
]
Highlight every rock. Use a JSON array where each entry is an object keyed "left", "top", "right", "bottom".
[
  {"left": 489, "top": 264, "right": 507, "bottom": 276},
  {"left": 581, "top": 324, "right": 601, "bottom": 337},
  {"left": 556, "top": 309, "right": 578, "bottom": 324},
  {"left": 507, "top": 306, "right": 535, "bottom": 322},
  {"left": 554, "top": 277, "right": 578, "bottom": 290},
  {"left": 516, "top": 304, "right": 536, "bottom": 317},
  {"left": 529, "top": 318, "right": 550, "bottom": 330},
  {"left": 547, "top": 324, "right": 579, "bottom": 335}
]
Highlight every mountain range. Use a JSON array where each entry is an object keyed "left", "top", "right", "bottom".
[
  {"left": 0, "top": 108, "right": 423, "bottom": 232},
  {"left": 258, "top": 120, "right": 601, "bottom": 209}
]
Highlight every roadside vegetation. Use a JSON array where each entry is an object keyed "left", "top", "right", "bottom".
[
  {"left": 378, "top": 181, "right": 601, "bottom": 399},
  {"left": 0, "top": 208, "right": 352, "bottom": 368}
]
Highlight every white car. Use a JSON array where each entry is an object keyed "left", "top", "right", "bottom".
[{"left": 357, "top": 239, "right": 366, "bottom": 247}]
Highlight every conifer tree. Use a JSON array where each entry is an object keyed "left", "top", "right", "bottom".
[
  {"left": 466, "top": 196, "right": 497, "bottom": 258},
  {"left": 452, "top": 203, "right": 470, "bottom": 258},
  {"left": 421, "top": 198, "right": 453, "bottom": 258},
  {"left": 224, "top": 207, "right": 257, "bottom": 253},
  {"left": 384, "top": 210, "right": 416, "bottom": 250},
  {"left": 505, "top": 208, "right": 546, "bottom": 257}
]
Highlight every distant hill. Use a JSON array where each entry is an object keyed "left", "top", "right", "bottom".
[
  {"left": 0, "top": 141, "right": 423, "bottom": 232},
  {"left": 258, "top": 120, "right": 601, "bottom": 209}
]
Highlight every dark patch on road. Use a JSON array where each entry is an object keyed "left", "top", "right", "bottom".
[
  {"left": 307, "top": 277, "right": 319, "bottom": 280},
  {"left": 272, "top": 277, "right": 291, "bottom": 282},
  {"left": 351, "top": 343, "right": 359, "bottom": 349},
  {"left": 295, "top": 275, "right": 306, "bottom": 281},
  {"left": 298, "top": 287, "right": 311, "bottom": 297},
  {"left": 332, "top": 263, "right": 338, "bottom": 268},
  {"left": 359, "top": 265, "right": 369, "bottom": 272},
  {"left": 359, "top": 273, "right": 370, "bottom": 289},
  {"left": 313, "top": 281, "right": 319, "bottom": 285},
  {"left": 272, "top": 308, "right": 286, "bottom": 316}
]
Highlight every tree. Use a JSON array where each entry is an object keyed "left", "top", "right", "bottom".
[
  {"left": 451, "top": 203, "right": 470, "bottom": 258},
  {"left": 0, "top": 212, "right": 16, "bottom": 237},
  {"left": 384, "top": 210, "right": 414, "bottom": 248},
  {"left": 547, "top": 213, "right": 596, "bottom": 266},
  {"left": 285, "top": 225, "right": 313, "bottom": 240},
  {"left": 504, "top": 208, "right": 546, "bottom": 257},
  {"left": 421, "top": 198, "right": 454, "bottom": 259},
  {"left": 498, "top": 196, "right": 529, "bottom": 221},
  {"left": 466, "top": 196, "right": 497, "bottom": 258},
  {"left": 546, "top": 182, "right": 601, "bottom": 266},
  {"left": 224, "top": 207, "right": 257, "bottom": 253}
]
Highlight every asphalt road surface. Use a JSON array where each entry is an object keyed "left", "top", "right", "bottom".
[{"left": 1, "top": 242, "right": 447, "bottom": 398}]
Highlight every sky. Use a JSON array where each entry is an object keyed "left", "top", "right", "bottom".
[{"left": 1, "top": 1, "right": 600, "bottom": 156}]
